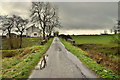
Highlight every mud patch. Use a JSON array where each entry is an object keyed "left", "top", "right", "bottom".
[{"left": 58, "top": 47, "right": 62, "bottom": 51}]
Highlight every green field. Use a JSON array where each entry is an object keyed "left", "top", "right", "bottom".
[
  {"left": 71, "top": 34, "right": 118, "bottom": 45},
  {"left": 2, "top": 38, "right": 53, "bottom": 78},
  {"left": 71, "top": 34, "right": 119, "bottom": 56}
]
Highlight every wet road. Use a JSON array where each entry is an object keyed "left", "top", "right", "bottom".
[{"left": 29, "top": 37, "right": 98, "bottom": 78}]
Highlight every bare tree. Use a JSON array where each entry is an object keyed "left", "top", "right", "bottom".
[
  {"left": 46, "top": 12, "right": 61, "bottom": 37},
  {"left": 0, "top": 16, "right": 14, "bottom": 37},
  {"left": 0, "top": 15, "right": 14, "bottom": 49},
  {"left": 30, "top": 2, "right": 56, "bottom": 39},
  {"left": 117, "top": 20, "right": 120, "bottom": 34},
  {"left": 0, "top": 16, "right": 6, "bottom": 36},
  {"left": 111, "top": 20, "right": 120, "bottom": 34},
  {"left": 13, "top": 15, "right": 29, "bottom": 48},
  {"left": 112, "top": 26, "right": 118, "bottom": 34}
]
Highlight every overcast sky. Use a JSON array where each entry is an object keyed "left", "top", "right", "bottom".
[{"left": 0, "top": 2, "right": 118, "bottom": 35}]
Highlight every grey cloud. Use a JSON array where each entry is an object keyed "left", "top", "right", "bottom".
[
  {"left": 1, "top": 2, "right": 31, "bottom": 18},
  {"left": 54, "top": 2, "right": 118, "bottom": 30},
  {"left": 0, "top": 2, "right": 118, "bottom": 31}
]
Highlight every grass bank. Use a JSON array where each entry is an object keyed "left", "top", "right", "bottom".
[
  {"left": 59, "top": 37, "right": 119, "bottom": 79},
  {"left": 2, "top": 38, "right": 53, "bottom": 78}
]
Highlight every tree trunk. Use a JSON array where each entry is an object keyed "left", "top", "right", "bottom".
[
  {"left": 43, "top": 29, "right": 45, "bottom": 40},
  {"left": 2, "top": 31, "right": 4, "bottom": 37},
  {"left": 8, "top": 30, "right": 13, "bottom": 49},
  {"left": 20, "top": 32, "right": 22, "bottom": 48},
  {"left": 49, "top": 32, "right": 51, "bottom": 37},
  {"left": 114, "top": 30, "right": 117, "bottom": 34}
]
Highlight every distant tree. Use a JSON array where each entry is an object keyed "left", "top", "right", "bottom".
[
  {"left": 30, "top": 2, "right": 56, "bottom": 39},
  {"left": 104, "top": 30, "right": 108, "bottom": 34},
  {"left": 111, "top": 20, "right": 120, "bottom": 34},
  {"left": 13, "top": 15, "right": 29, "bottom": 48},
  {"left": 117, "top": 20, "right": 120, "bottom": 34},
  {"left": 111, "top": 26, "right": 118, "bottom": 34}
]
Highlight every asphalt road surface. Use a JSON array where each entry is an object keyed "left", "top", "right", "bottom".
[{"left": 29, "top": 37, "right": 98, "bottom": 78}]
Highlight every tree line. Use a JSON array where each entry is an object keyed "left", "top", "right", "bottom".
[{"left": 0, "top": 2, "right": 61, "bottom": 49}]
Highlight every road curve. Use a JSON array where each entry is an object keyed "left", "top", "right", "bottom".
[{"left": 29, "top": 37, "right": 98, "bottom": 78}]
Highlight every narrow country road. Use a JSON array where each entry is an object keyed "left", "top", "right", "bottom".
[{"left": 29, "top": 37, "right": 98, "bottom": 78}]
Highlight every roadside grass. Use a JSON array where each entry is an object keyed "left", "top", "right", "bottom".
[
  {"left": 2, "top": 38, "right": 53, "bottom": 78},
  {"left": 59, "top": 37, "right": 119, "bottom": 79},
  {"left": 2, "top": 37, "right": 42, "bottom": 50}
]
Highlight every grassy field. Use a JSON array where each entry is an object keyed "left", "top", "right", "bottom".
[
  {"left": 2, "top": 38, "right": 53, "bottom": 78},
  {"left": 71, "top": 34, "right": 119, "bottom": 59},
  {"left": 71, "top": 34, "right": 118, "bottom": 45},
  {"left": 2, "top": 37, "right": 42, "bottom": 50},
  {"left": 60, "top": 37, "right": 119, "bottom": 79}
]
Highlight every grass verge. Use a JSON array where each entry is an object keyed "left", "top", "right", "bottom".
[
  {"left": 59, "top": 37, "right": 119, "bottom": 79},
  {"left": 2, "top": 38, "right": 53, "bottom": 78}
]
